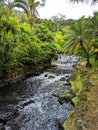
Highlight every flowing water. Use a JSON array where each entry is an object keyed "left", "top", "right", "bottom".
[{"left": 0, "top": 55, "right": 78, "bottom": 130}]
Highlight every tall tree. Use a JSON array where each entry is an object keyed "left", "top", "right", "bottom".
[
  {"left": 14, "top": 0, "right": 45, "bottom": 17},
  {"left": 0, "top": 0, "right": 15, "bottom": 13},
  {"left": 0, "top": 0, "right": 45, "bottom": 17},
  {"left": 91, "top": 12, "right": 98, "bottom": 61},
  {"left": 64, "top": 17, "right": 93, "bottom": 67}
]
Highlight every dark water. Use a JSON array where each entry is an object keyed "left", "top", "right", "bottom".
[{"left": 0, "top": 55, "right": 78, "bottom": 130}]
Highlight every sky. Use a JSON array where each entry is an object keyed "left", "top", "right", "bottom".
[{"left": 37, "top": 0, "right": 98, "bottom": 20}]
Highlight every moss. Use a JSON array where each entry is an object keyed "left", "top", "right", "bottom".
[
  {"left": 70, "top": 73, "right": 83, "bottom": 95},
  {"left": 70, "top": 81, "right": 79, "bottom": 94},
  {"left": 72, "top": 97, "right": 78, "bottom": 106},
  {"left": 70, "top": 71, "right": 83, "bottom": 107},
  {"left": 63, "top": 110, "right": 76, "bottom": 130},
  {"left": 60, "top": 93, "right": 73, "bottom": 98},
  {"left": 58, "top": 92, "right": 75, "bottom": 104},
  {"left": 63, "top": 62, "right": 98, "bottom": 130}
]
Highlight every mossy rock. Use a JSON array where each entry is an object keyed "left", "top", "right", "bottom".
[
  {"left": 72, "top": 97, "right": 79, "bottom": 106},
  {"left": 63, "top": 110, "right": 76, "bottom": 130},
  {"left": 58, "top": 92, "right": 75, "bottom": 104}
]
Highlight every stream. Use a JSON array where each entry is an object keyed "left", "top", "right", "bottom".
[{"left": 0, "top": 54, "right": 78, "bottom": 130}]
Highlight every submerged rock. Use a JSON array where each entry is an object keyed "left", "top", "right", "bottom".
[{"left": 0, "top": 109, "right": 18, "bottom": 123}]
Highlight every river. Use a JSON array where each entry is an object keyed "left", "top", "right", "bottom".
[{"left": 0, "top": 54, "right": 78, "bottom": 130}]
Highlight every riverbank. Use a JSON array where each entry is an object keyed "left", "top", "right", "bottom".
[
  {"left": 0, "top": 62, "right": 51, "bottom": 87},
  {"left": 63, "top": 61, "right": 98, "bottom": 130}
]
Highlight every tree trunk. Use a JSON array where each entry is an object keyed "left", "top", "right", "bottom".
[
  {"left": 86, "top": 55, "right": 92, "bottom": 67},
  {"left": 80, "top": 39, "right": 92, "bottom": 67},
  {"left": 95, "top": 52, "right": 98, "bottom": 61}
]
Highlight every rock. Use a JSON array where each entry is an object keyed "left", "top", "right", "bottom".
[
  {"left": 0, "top": 108, "right": 18, "bottom": 123},
  {"left": 58, "top": 92, "right": 75, "bottom": 104},
  {"left": 58, "top": 121, "right": 64, "bottom": 130},
  {"left": 0, "top": 119, "right": 6, "bottom": 125},
  {"left": 4, "top": 125, "right": 11, "bottom": 130},
  {"left": 17, "top": 99, "right": 35, "bottom": 109},
  {"left": 48, "top": 75, "right": 55, "bottom": 79},
  {"left": 0, "top": 122, "right": 4, "bottom": 130},
  {"left": 63, "top": 82, "right": 71, "bottom": 86},
  {"left": 60, "top": 77, "right": 66, "bottom": 81},
  {"left": 44, "top": 74, "right": 48, "bottom": 77},
  {"left": 21, "top": 99, "right": 35, "bottom": 107}
]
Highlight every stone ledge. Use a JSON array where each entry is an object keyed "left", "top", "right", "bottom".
[{"left": 0, "top": 63, "right": 51, "bottom": 88}]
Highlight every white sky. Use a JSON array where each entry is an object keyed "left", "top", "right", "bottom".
[{"left": 37, "top": 0, "right": 98, "bottom": 19}]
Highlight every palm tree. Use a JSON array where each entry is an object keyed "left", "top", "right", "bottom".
[
  {"left": 91, "top": 12, "right": 98, "bottom": 61},
  {"left": 0, "top": 0, "right": 45, "bottom": 17},
  {"left": 0, "top": 0, "right": 12, "bottom": 8},
  {"left": 13, "top": 0, "right": 45, "bottom": 17},
  {"left": 0, "top": 0, "right": 14, "bottom": 13},
  {"left": 64, "top": 17, "right": 93, "bottom": 67},
  {"left": 70, "top": 0, "right": 98, "bottom": 4}
]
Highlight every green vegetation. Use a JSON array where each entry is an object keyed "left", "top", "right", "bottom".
[{"left": 0, "top": 0, "right": 98, "bottom": 82}]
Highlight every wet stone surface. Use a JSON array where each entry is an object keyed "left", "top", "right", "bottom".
[{"left": 0, "top": 55, "right": 78, "bottom": 130}]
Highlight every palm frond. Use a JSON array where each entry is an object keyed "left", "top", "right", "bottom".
[
  {"left": 40, "top": 0, "right": 45, "bottom": 6},
  {"left": 14, "top": 0, "right": 29, "bottom": 9},
  {"left": 12, "top": 2, "right": 28, "bottom": 14},
  {"left": 33, "top": 8, "right": 39, "bottom": 17},
  {"left": 70, "top": 0, "right": 98, "bottom": 4}
]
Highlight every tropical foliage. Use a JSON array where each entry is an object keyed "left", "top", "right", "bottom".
[
  {"left": 64, "top": 17, "right": 93, "bottom": 67},
  {"left": 0, "top": 0, "right": 98, "bottom": 80}
]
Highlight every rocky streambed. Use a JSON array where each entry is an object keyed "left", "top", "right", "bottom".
[{"left": 0, "top": 54, "right": 78, "bottom": 130}]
